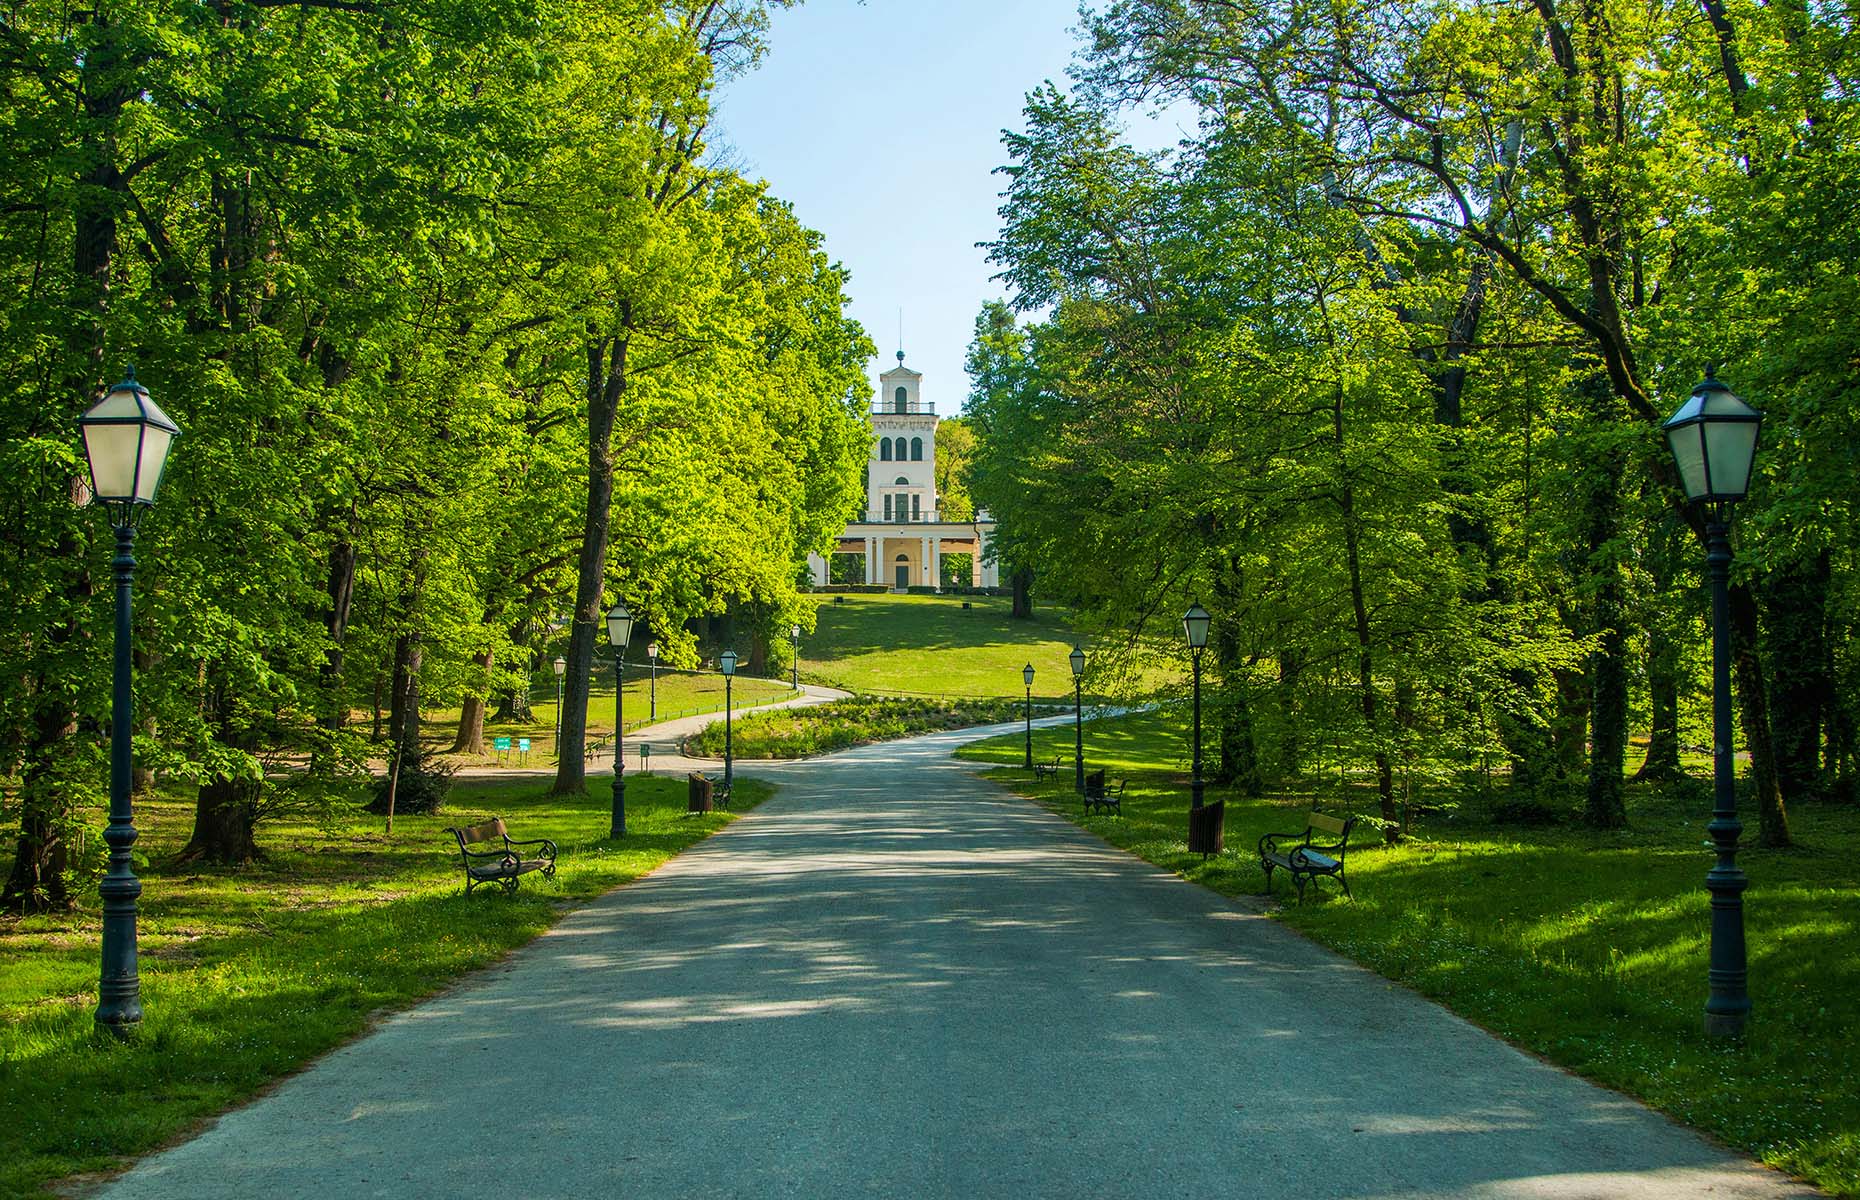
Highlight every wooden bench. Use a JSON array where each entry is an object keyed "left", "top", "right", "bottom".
[
  {"left": 1031, "top": 755, "right": 1062, "bottom": 783},
  {"left": 1083, "top": 769, "right": 1125, "bottom": 816},
  {"left": 446, "top": 818, "right": 558, "bottom": 895},
  {"left": 1258, "top": 812, "right": 1357, "bottom": 902}
]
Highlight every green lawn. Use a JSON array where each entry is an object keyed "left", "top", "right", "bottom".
[
  {"left": 0, "top": 773, "right": 769, "bottom": 1200},
  {"left": 958, "top": 710, "right": 1860, "bottom": 1196},
  {"left": 798, "top": 593, "right": 1168, "bottom": 700}
]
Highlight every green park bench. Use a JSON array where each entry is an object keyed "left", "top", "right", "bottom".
[
  {"left": 446, "top": 818, "right": 558, "bottom": 895},
  {"left": 1258, "top": 812, "right": 1357, "bottom": 903},
  {"left": 1083, "top": 769, "right": 1125, "bottom": 816}
]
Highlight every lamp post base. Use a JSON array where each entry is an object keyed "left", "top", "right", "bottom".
[{"left": 610, "top": 778, "right": 626, "bottom": 839}]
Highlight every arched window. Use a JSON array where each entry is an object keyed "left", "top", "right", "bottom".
[
  {"left": 894, "top": 386, "right": 908, "bottom": 412},
  {"left": 910, "top": 437, "right": 923, "bottom": 461},
  {"left": 893, "top": 437, "right": 907, "bottom": 460},
  {"left": 879, "top": 439, "right": 891, "bottom": 461},
  {"left": 894, "top": 476, "right": 909, "bottom": 485}
]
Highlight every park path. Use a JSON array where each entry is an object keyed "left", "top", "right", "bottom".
[
  {"left": 98, "top": 722, "right": 1816, "bottom": 1199},
  {"left": 448, "top": 680, "right": 851, "bottom": 781}
]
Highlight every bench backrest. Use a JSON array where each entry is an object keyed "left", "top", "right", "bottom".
[
  {"left": 451, "top": 818, "right": 507, "bottom": 849},
  {"left": 1306, "top": 812, "right": 1348, "bottom": 837},
  {"left": 1086, "top": 768, "right": 1105, "bottom": 790}
]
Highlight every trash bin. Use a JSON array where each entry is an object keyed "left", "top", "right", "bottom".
[
  {"left": 1188, "top": 798, "right": 1225, "bottom": 859},
  {"left": 687, "top": 771, "right": 713, "bottom": 814}
]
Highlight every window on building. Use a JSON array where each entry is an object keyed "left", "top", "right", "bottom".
[
  {"left": 895, "top": 436, "right": 908, "bottom": 460},
  {"left": 879, "top": 439, "right": 891, "bottom": 462},
  {"left": 912, "top": 494, "right": 921, "bottom": 520},
  {"left": 911, "top": 437, "right": 923, "bottom": 461},
  {"left": 894, "top": 476, "right": 910, "bottom": 485},
  {"left": 894, "top": 386, "right": 908, "bottom": 412},
  {"left": 883, "top": 494, "right": 893, "bottom": 521}
]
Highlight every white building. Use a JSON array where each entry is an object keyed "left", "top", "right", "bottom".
[{"left": 805, "top": 353, "right": 999, "bottom": 590}]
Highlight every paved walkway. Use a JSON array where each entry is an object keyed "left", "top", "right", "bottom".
[
  {"left": 450, "top": 681, "right": 851, "bottom": 781},
  {"left": 100, "top": 723, "right": 1816, "bottom": 1199}
]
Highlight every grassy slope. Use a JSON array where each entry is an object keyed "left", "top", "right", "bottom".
[
  {"left": 799, "top": 592, "right": 1137, "bottom": 700},
  {"left": 0, "top": 774, "right": 769, "bottom": 1199},
  {"left": 958, "top": 710, "right": 1860, "bottom": 1196}
]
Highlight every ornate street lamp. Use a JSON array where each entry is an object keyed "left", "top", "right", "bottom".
[
  {"left": 605, "top": 603, "right": 634, "bottom": 837},
  {"left": 719, "top": 649, "right": 738, "bottom": 800},
  {"left": 1069, "top": 645, "right": 1086, "bottom": 794},
  {"left": 790, "top": 623, "right": 801, "bottom": 690},
  {"left": 1022, "top": 663, "right": 1035, "bottom": 769},
  {"left": 552, "top": 655, "right": 566, "bottom": 756},
  {"left": 79, "top": 366, "right": 180, "bottom": 1036},
  {"left": 646, "top": 641, "right": 658, "bottom": 720},
  {"left": 1183, "top": 604, "right": 1212, "bottom": 810},
  {"left": 1663, "top": 369, "right": 1762, "bottom": 1039}
]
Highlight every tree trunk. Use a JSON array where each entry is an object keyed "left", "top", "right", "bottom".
[
  {"left": 1764, "top": 550, "right": 1828, "bottom": 804},
  {"left": 1, "top": 702, "right": 77, "bottom": 913},
  {"left": 1730, "top": 583, "right": 1791, "bottom": 846},
  {"left": 1583, "top": 454, "right": 1629, "bottom": 829},
  {"left": 388, "top": 631, "right": 423, "bottom": 773},
  {"left": 1010, "top": 567, "right": 1033, "bottom": 619},
  {"left": 1340, "top": 481, "right": 1398, "bottom": 842},
  {"left": 1634, "top": 635, "right": 1684, "bottom": 782},
  {"left": 319, "top": 538, "right": 357, "bottom": 730},
  {"left": 553, "top": 334, "right": 628, "bottom": 796},
  {"left": 178, "top": 775, "right": 261, "bottom": 865},
  {"left": 1552, "top": 665, "right": 1590, "bottom": 785},
  {"left": 451, "top": 649, "right": 493, "bottom": 754}
]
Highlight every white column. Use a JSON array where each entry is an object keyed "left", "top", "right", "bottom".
[
  {"left": 930, "top": 536, "right": 941, "bottom": 591},
  {"left": 865, "top": 537, "right": 875, "bottom": 584},
  {"left": 979, "top": 526, "right": 999, "bottom": 587},
  {"left": 920, "top": 535, "right": 930, "bottom": 586},
  {"left": 806, "top": 552, "right": 828, "bottom": 587}
]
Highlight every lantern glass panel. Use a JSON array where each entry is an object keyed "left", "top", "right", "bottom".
[
  {"left": 134, "top": 425, "right": 174, "bottom": 503},
  {"left": 1022, "top": 664, "right": 1034, "bottom": 687},
  {"left": 1069, "top": 647, "right": 1084, "bottom": 677},
  {"left": 720, "top": 649, "right": 737, "bottom": 677},
  {"left": 1182, "top": 605, "right": 1212, "bottom": 650},
  {"left": 1665, "top": 422, "right": 1711, "bottom": 500},
  {"left": 82, "top": 422, "right": 143, "bottom": 502},
  {"left": 606, "top": 604, "right": 633, "bottom": 648},
  {"left": 1704, "top": 419, "right": 1760, "bottom": 499}
]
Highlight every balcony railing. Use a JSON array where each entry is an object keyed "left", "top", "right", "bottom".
[
  {"left": 860, "top": 510, "right": 946, "bottom": 524},
  {"left": 872, "top": 400, "right": 936, "bottom": 415}
]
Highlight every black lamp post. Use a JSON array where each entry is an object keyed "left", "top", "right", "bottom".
[
  {"left": 790, "top": 623, "right": 801, "bottom": 690},
  {"left": 1022, "top": 662, "right": 1035, "bottom": 769},
  {"left": 552, "top": 655, "right": 566, "bottom": 756},
  {"left": 1663, "top": 369, "right": 1762, "bottom": 1039},
  {"left": 606, "top": 603, "right": 634, "bottom": 837},
  {"left": 1069, "top": 645, "right": 1085, "bottom": 794},
  {"left": 1183, "top": 604, "right": 1212, "bottom": 810},
  {"left": 79, "top": 366, "right": 180, "bottom": 1036},
  {"left": 646, "top": 641, "right": 658, "bottom": 720},
  {"left": 719, "top": 649, "right": 738, "bottom": 798}
]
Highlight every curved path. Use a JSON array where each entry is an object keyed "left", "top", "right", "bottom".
[{"left": 100, "top": 722, "right": 1815, "bottom": 1199}]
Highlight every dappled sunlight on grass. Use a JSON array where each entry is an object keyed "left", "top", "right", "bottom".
[
  {"left": 0, "top": 773, "right": 769, "bottom": 1198},
  {"left": 961, "top": 711, "right": 1860, "bottom": 1196}
]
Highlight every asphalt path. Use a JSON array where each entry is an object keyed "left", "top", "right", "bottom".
[{"left": 98, "top": 721, "right": 1817, "bottom": 1199}]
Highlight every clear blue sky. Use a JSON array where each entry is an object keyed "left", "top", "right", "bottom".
[{"left": 715, "top": 0, "right": 1185, "bottom": 415}]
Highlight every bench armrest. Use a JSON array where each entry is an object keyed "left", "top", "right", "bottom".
[
  {"left": 504, "top": 836, "right": 557, "bottom": 860},
  {"left": 1258, "top": 829, "right": 1309, "bottom": 856}
]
